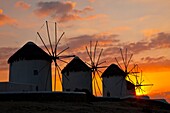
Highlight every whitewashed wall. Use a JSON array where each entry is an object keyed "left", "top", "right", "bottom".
[
  {"left": 9, "top": 60, "right": 52, "bottom": 91},
  {"left": 103, "top": 76, "right": 127, "bottom": 98},
  {"left": 62, "top": 71, "right": 92, "bottom": 93}
]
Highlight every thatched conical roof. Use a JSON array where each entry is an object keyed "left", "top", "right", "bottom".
[
  {"left": 8, "top": 41, "right": 51, "bottom": 63},
  {"left": 61, "top": 56, "right": 91, "bottom": 73},
  {"left": 101, "top": 64, "right": 126, "bottom": 77}
]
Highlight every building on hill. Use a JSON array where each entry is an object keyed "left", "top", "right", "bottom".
[
  {"left": 101, "top": 64, "right": 136, "bottom": 98},
  {"left": 61, "top": 56, "right": 92, "bottom": 94},
  {"left": 7, "top": 41, "right": 52, "bottom": 92}
]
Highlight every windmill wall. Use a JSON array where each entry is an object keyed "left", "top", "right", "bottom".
[
  {"left": 103, "top": 76, "right": 127, "bottom": 98},
  {"left": 9, "top": 60, "right": 52, "bottom": 91},
  {"left": 62, "top": 71, "right": 92, "bottom": 94}
]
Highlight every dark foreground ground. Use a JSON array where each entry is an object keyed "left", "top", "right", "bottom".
[
  {"left": 0, "top": 92, "right": 169, "bottom": 113},
  {"left": 0, "top": 100, "right": 170, "bottom": 113}
]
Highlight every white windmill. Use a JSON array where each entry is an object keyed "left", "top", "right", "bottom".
[
  {"left": 61, "top": 56, "right": 92, "bottom": 94},
  {"left": 114, "top": 48, "right": 153, "bottom": 97},
  {"left": 101, "top": 63, "right": 129, "bottom": 97},
  {"left": 8, "top": 41, "right": 52, "bottom": 91},
  {"left": 114, "top": 48, "right": 138, "bottom": 95}
]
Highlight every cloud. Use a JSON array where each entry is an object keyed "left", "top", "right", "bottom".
[
  {"left": 15, "top": 1, "right": 31, "bottom": 10},
  {"left": 73, "top": 6, "right": 93, "bottom": 14},
  {"left": 139, "top": 56, "right": 170, "bottom": 72},
  {"left": 34, "top": 1, "right": 75, "bottom": 18},
  {"left": 57, "top": 14, "right": 81, "bottom": 22},
  {"left": 149, "top": 32, "right": 170, "bottom": 49},
  {"left": 0, "top": 10, "right": 16, "bottom": 26},
  {"left": 56, "top": 13, "right": 105, "bottom": 23},
  {"left": 141, "top": 56, "right": 166, "bottom": 63},
  {"left": 121, "top": 32, "right": 170, "bottom": 54},
  {"left": 115, "top": 32, "right": 170, "bottom": 56},
  {"left": 60, "top": 31, "right": 170, "bottom": 69},
  {"left": 34, "top": 1, "right": 101, "bottom": 22},
  {"left": 68, "top": 33, "right": 119, "bottom": 52},
  {"left": 95, "top": 32, "right": 170, "bottom": 69},
  {"left": 142, "top": 29, "right": 160, "bottom": 38},
  {"left": 124, "top": 41, "right": 149, "bottom": 54}
]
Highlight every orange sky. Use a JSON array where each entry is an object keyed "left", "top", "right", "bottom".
[{"left": 0, "top": 0, "right": 170, "bottom": 102}]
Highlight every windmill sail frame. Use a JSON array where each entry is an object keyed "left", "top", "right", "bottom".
[{"left": 37, "top": 21, "right": 75, "bottom": 91}]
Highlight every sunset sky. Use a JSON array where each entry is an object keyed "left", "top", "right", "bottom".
[{"left": 0, "top": 0, "right": 170, "bottom": 102}]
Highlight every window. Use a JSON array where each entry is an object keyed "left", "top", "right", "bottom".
[{"left": 33, "top": 70, "right": 38, "bottom": 76}]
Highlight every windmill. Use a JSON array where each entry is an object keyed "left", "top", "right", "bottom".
[
  {"left": 114, "top": 48, "right": 139, "bottom": 96},
  {"left": 37, "top": 21, "right": 75, "bottom": 91},
  {"left": 85, "top": 41, "right": 106, "bottom": 96},
  {"left": 133, "top": 64, "right": 153, "bottom": 95}
]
